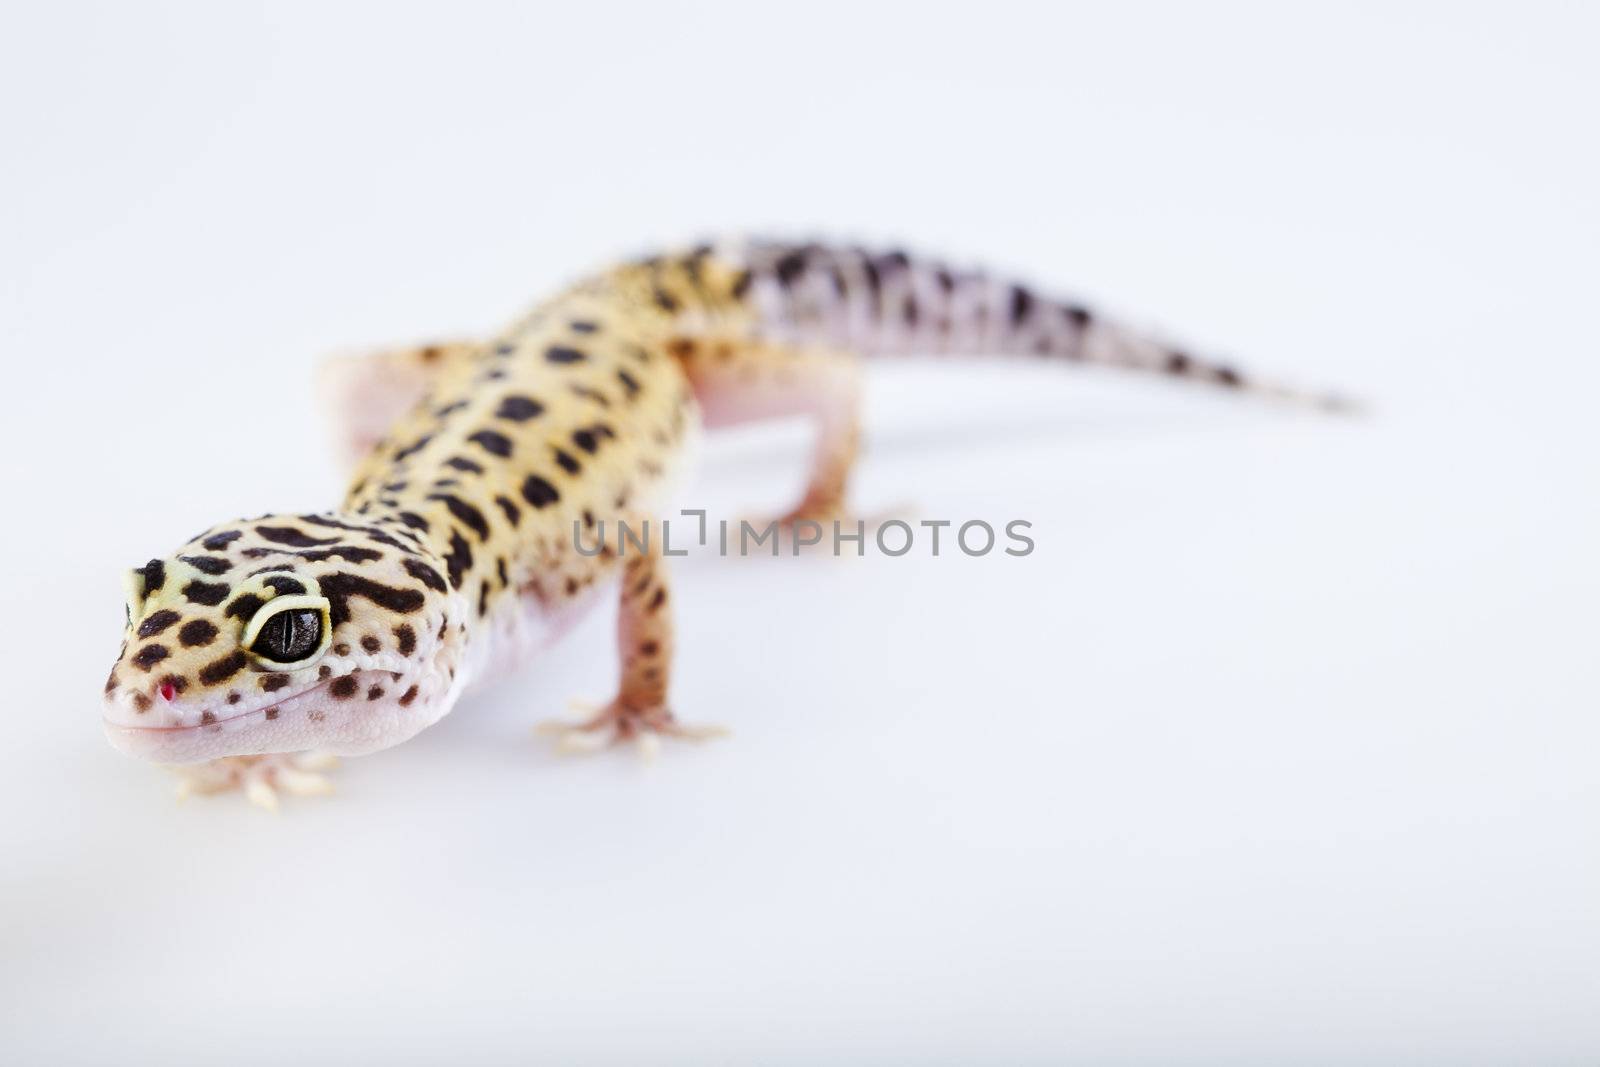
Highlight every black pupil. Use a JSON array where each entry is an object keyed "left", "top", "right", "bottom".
[{"left": 252, "top": 609, "right": 322, "bottom": 662}]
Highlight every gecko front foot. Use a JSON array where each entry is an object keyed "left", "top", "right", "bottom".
[
  {"left": 537, "top": 699, "right": 728, "bottom": 759},
  {"left": 168, "top": 751, "right": 339, "bottom": 810}
]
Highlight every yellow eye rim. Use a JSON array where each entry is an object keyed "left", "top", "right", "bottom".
[{"left": 241, "top": 594, "right": 333, "bottom": 669}]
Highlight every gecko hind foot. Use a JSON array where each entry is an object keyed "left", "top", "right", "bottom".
[
  {"left": 536, "top": 699, "right": 728, "bottom": 759},
  {"left": 168, "top": 751, "right": 339, "bottom": 810}
]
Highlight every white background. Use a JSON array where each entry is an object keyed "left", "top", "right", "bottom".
[{"left": 2, "top": 2, "right": 1596, "bottom": 1063}]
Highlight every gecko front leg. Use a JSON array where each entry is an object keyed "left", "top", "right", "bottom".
[
  {"left": 539, "top": 542, "right": 725, "bottom": 756},
  {"left": 169, "top": 751, "right": 340, "bottom": 810},
  {"left": 318, "top": 340, "right": 482, "bottom": 469}
]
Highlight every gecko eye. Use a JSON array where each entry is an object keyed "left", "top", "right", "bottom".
[{"left": 241, "top": 595, "right": 332, "bottom": 668}]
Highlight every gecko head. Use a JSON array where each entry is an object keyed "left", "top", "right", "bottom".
[{"left": 102, "top": 513, "right": 464, "bottom": 764}]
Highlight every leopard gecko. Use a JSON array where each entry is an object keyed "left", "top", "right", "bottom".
[{"left": 100, "top": 239, "right": 1342, "bottom": 806}]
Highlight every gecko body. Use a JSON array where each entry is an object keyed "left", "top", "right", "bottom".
[{"left": 101, "top": 240, "right": 1332, "bottom": 802}]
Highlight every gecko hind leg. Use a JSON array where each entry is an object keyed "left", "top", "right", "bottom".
[
  {"left": 536, "top": 545, "right": 726, "bottom": 757},
  {"left": 168, "top": 751, "right": 339, "bottom": 810},
  {"left": 681, "top": 339, "right": 863, "bottom": 528}
]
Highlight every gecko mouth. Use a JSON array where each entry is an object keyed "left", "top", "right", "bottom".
[
  {"left": 101, "top": 673, "right": 374, "bottom": 765},
  {"left": 103, "top": 678, "right": 334, "bottom": 734}
]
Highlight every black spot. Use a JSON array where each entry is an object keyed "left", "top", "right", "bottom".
[
  {"left": 403, "top": 558, "right": 448, "bottom": 593},
  {"left": 256, "top": 526, "right": 338, "bottom": 548},
  {"left": 360, "top": 635, "right": 381, "bottom": 654},
  {"left": 427, "top": 494, "right": 489, "bottom": 541},
  {"left": 494, "top": 495, "right": 521, "bottom": 528},
  {"left": 300, "top": 514, "right": 376, "bottom": 535},
  {"left": 262, "top": 576, "right": 307, "bottom": 596},
  {"left": 861, "top": 257, "right": 881, "bottom": 295},
  {"left": 179, "top": 555, "right": 231, "bottom": 575},
  {"left": 572, "top": 429, "right": 600, "bottom": 454},
  {"left": 1166, "top": 351, "right": 1193, "bottom": 373},
  {"left": 521, "top": 475, "right": 560, "bottom": 510},
  {"left": 393, "top": 435, "right": 434, "bottom": 462},
  {"left": 435, "top": 400, "right": 470, "bottom": 416},
  {"left": 394, "top": 624, "right": 417, "bottom": 656},
  {"left": 1065, "top": 305, "right": 1091, "bottom": 329},
  {"left": 497, "top": 557, "right": 509, "bottom": 587},
  {"left": 179, "top": 619, "right": 218, "bottom": 647},
  {"left": 367, "top": 685, "right": 385, "bottom": 701},
  {"left": 247, "top": 545, "right": 383, "bottom": 565},
  {"left": 397, "top": 512, "right": 430, "bottom": 532},
  {"left": 1215, "top": 366, "right": 1243, "bottom": 387},
  {"left": 319, "top": 571, "right": 427, "bottom": 628},
  {"left": 616, "top": 369, "right": 640, "bottom": 398},
  {"left": 330, "top": 675, "right": 359, "bottom": 700},
  {"left": 134, "top": 559, "right": 166, "bottom": 597},
  {"left": 365, "top": 529, "right": 416, "bottom": 555},
  {"left": 478, "top": 580, "right": 491, "bottom": 617},
  {"left": 261, "top": 673, "right": 291, "bottom": 692},
  {"left": 137, "top": 610, "right": 181, "bottom": 638},
  {"left": 1009, "top": 285, "right": 1034, "bottom": 325},
  {"left": 775, "top": 250, "right": 807, "bottom": 286},
  {"left": 496, "top": 395, "right": 544, "bottom": 422},
  {"left": 653, "top": 287, "right": 679, "bottom": 312},
  {"left": 446, "top": 456, "right": 484, "bottom": 474},
  {"left": 553, "top": 448, "right": 581, "bottom": 475},
  {"left": 132, "top": 644, "right": 169, "bottom": 671},
  {"left": 468, "top": 429, "right": 513, "bottom": 458},
  {"left": 399, "top": 685, "right": 419, "bottom": 706},
  {"left": 225, "top": 593, "right": 266, "bottom": 620},
  {"left": 183, "top": 580, "right": 229, "bottom": 606},
  {"left": 569, "top": 384, "right": 611, "bottom": 408},
  {"left": 570, "top": 320, "right": 599, "bottom": 334},
  {"left": 545, "top": 345, "right": 587, "bottom": 364},
  {"left": 442, "top": 530, "right": 474, "bottom": 591},
  {"left": 202, "top": 531, "right": 242, "bottom": 551}
]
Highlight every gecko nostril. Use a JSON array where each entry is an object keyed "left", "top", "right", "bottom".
[{"left": 158, "top": 681, "right": 177, "bottom": 703}]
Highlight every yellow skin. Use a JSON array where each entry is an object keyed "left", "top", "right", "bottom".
[{"left": 102, "top": 240, "right": 1303, "bottom": 805}]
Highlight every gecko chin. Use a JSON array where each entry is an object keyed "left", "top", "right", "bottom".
[{"left": 102, "top": 671, "right": 435, "bottom": 764}]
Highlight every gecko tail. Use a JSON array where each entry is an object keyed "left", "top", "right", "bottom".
[
  {"left": 720, "top": 239, "right": 1357, "bottom": 412},
  {"left": 1071, "top": 315, "right": 1362, "bottom": 414}
]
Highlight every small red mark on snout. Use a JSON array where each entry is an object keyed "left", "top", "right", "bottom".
[{"left": 158, "top": 682, "right": 177, "bottom": 703}]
